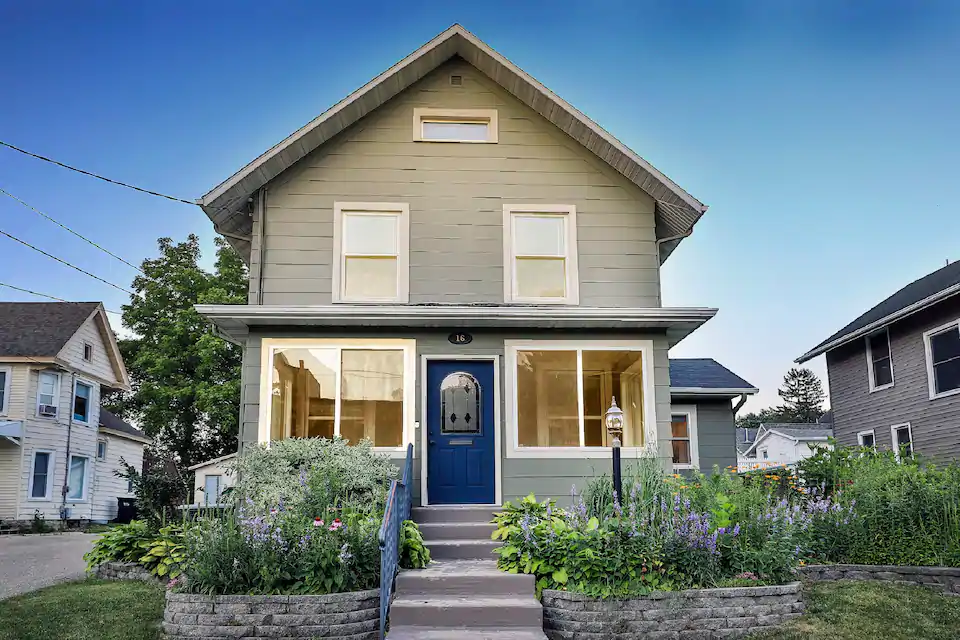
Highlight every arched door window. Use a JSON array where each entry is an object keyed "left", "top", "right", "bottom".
[{"left": 440, "top": 372, "right": 481, "bottom": 434}]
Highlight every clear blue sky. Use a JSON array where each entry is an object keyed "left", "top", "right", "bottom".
[{"left": 2, "top": 1, "right": 959, "bottom": 411}]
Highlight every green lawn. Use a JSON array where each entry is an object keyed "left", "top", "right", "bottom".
[
  {"left": 750, "top": 580, "right": 960, "bottom": 640},
  {"left": 0, "top": 579, "right": 164, "bottom": 640}
]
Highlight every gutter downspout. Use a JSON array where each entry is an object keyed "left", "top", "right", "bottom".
[
  {"left": 60, "top": 369, "right": 76, "bottom": 524},
  {"left": 732, "top": 394, "right": 749, "bottom": 415}
]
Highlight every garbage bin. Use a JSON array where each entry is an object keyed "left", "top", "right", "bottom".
[{"left": 116, "top": 497, "right": 138, "bottom": 524}]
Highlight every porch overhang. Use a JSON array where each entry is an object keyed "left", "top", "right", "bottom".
[
  {"left": 195, "top": 304, "right": 717, "bottom": 346},
  {"left": 0, "top": 420, "right": 23, "bottom": 446}
]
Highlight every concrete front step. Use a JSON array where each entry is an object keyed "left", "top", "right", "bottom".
[
  {"left": 412, "top": 506, "right": 499, "bottom": 524},
  {"left": 425, "top": 538, "right": 500, "bottom": 560},
  {"left": 390, "top": 595, "right": 543, "bottom": 628},
  {"left": 388, "top": 626, "right": 547, "bottom": 639},
  {"left": 396, "top": 560, "right": 533, "bottom": 596},
  {"left": 417, "top": 522, "right": 495, "bottom": 541}
]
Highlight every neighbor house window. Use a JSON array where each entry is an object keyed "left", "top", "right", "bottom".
[
  {"left": 333, "top": 203, "right": 409, "bottom": 303},
  {"left": 0, "top": 366, "right": 9, "bottom": 415},
  {"left": 203, "top": 475, "right": 222, "bottom": 506},
  {"left": 891, "top": 423, "right": 913, "bottom": 460},
  {"left": 29, "top": 451, "right": 54, "bottom": 500},
  {"left": 858, "top": 430, "right": 876, "bottom": 449},
  {"left": 36, "top": 371, "right": 60, "bottom": 417},
  {"left": 924, "top": 319, "right": 960, "bottom": 399},
  {"left": 83, "top": 342, "right": 93, "bottom": 362},
  {"left": 866, "top": 329, "right": 894, "bottom": 391},
  {"left": 73, "top": 381, "right": 92, "bottom": 423},
  {"left": 760, "top": 449, "right": 769, "bottom": 460},
  {"left": 413, "top": 108, "right": 498, "bottom": 143},
  {"left": 263, "top": 339, "right": 415, "bottom": 452},
  {"left": 67, "top": 455, "right": 89, "bottom": 501},
  {"left": 503, "top": 205, "right": 579, "bottom": 304},
  {"left": 669, "top": 406, "right": 699, "bottom": 469},
  {"left": 96, "top": 440, "right": 107, "bottom": 461},
  {"left": 506, "top": 341, "right": 654, "bottom": 457}
]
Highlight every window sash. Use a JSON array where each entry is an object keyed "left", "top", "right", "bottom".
[
  {"left": 96, "top": 440, "right": 107, "bottom": 460},
  {"left": 421, "top": 120, "right": 490, "bottom": 142},
  {"left": 74, "top": 382, "right": 92, "bottom": 423},
  {"left": 31, "top": 452, "right": 51, "bottom": 499},
  {"left": 67, "top": 456, "right": 88, "bottom": 501},
  {"left": 38, "top": 372, "right": 58, "bottom": 407},
  {"left": 925, "top": 322, "right": 960, "bottom": 398},
  {"left": 504, "top": 206, "right": 578, "bottom": 304},
  {"left": 0, "top": 369, "right": 6, "bottom": 413},
  {"left": 334, "top": 204, "right": 409, "bottom": 303},
  {"left": 867, "top": 330, "right": 894, "bottom": 389}
]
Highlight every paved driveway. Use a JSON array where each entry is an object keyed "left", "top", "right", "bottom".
[{"left": 0, "top": 532, "right": 96, "bottom": 599}]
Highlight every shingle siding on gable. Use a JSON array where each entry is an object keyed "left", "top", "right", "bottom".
[
  {"left": 254, "top": 58, "right": 660, "bottom": 308},
  {"left": 827, "top": 295, "right": 960, "bottom": 460},
  {"left": 57, "top": 315, "right": 117, "bottom": 385}
]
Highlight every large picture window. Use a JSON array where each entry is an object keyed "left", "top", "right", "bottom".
[
  {"left": 506, "top": 341, "right": 655, "bottom": 457},
  {"left": 263, "top": 340, "right": 414, "bottom": 451}
]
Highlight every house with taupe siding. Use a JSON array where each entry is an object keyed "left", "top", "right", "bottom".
[
  {"left": 195, "top": 25, "right": 756, "bottom": 506},
  {"left": 798, "top": 260, "right": 960, "bottom": 460}
]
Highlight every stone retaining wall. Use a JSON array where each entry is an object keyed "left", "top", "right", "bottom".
[
  {"left": 162, "top": 590, "right": 379, "bottom": 639},
  {"left": 94, "top": 561, "right": 161, "bottom": 584},
  {"left": 801, "top": 564, "right": 960, "bottom": 596},
  {"left": 542, "top": 582, "right": 803, "bottom": 640}
]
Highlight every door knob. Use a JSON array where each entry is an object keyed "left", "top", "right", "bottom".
[{"left": 429, "top": 440, "right": 436, "bottom": 445}]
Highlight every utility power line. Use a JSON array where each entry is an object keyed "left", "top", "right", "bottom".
[
  {"left": 0, "top": 227, "right": 134, "bottom": 295},
  {"left": 0, "top": 140, "right": 195, "bottom": 205},
  {"left": 0, "top": 281, "right": 122, "bottom": 315},
  {"left": 0, "top": 187, "right": 145, "bottom": 274}
]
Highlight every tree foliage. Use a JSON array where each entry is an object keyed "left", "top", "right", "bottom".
[
  {"left": 105, "top": 235, "right": 247, "bottom": 468},
  {"left": 736, "top": 367, "right": 826, "bottom": 428}
]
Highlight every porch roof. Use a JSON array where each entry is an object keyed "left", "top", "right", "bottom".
[{"left": 195, "top": 304, "right": 717, "bottom": 346}]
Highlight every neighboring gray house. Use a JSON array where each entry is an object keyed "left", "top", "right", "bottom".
[
  {"left": 798, "top": 260, "right": 960, "bottom": 460},
  {"left": 0, "top": 302, "right": 137, "bottom": 524},
  {"left": 195, "top": 25, "right": 756, "bottom": 506}
]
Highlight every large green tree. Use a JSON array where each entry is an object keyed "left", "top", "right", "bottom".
[
  {"left": 736, "top": 367, "right": 826, "bottom": 428},
  {"left": 105, "top": 235, "right": 247, "bottom": 468}
]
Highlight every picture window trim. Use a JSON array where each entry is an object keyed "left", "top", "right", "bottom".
[{"left": 412, "top": 108, "right": 498, "bottom": 143}]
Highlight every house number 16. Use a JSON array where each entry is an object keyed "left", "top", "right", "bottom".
[{"left": 448, "top": 332, "right": 473, "bottom": 345}]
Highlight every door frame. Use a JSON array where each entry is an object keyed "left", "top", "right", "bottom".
[{"left": 420, "top": 354, "right": 502, "bottom": 506}]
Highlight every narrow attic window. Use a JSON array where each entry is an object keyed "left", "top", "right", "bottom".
[
  {"left": 413, "top": 108, "right": 498, "bottom": 143},
  {"left": 83, "top": 342, "right": 93, "bottom": 362}
]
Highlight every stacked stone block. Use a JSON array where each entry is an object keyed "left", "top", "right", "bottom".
[
  {"left": 94, "top": 561, "right": 160, "bottom": 584},
  {"left": 801, "top": 564, "right": 960, "bottom": 596}
]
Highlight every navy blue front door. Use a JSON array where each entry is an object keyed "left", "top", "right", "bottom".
[{"left": 426, "top": 360, "right": 496, "bottom": 504}]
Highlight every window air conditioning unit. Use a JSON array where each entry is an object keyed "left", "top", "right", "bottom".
[{"left": 39, "top": 404, "right": 58, "bottom": 417}]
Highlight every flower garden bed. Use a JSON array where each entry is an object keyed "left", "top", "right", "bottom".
[
  {"left": 801, "top": 564, "right": 960, "bottom": 596},
  {"left": 162, "top": 590, "right": 379, "bottom": 640},
  {"left": 542, "top": 582, "right": 803, "bottom": 639}
]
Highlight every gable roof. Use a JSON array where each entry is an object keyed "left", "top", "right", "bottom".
[
  {"left": 797, "top": 260, "right": 960, "bottom": 363},
  {"left": 745, "top": 423, "right": 832, "bottom": 456},
  {"left": 736, "top": 427, "right": 758, "bottom": 454},
  {"left": 99, "top": 408, "right": 149, "bottom": 444},
  {"left": 669, "top": 358, "right": 758, "bottom": 395},
  {"left": 0, "top": 302, "right": 99, "bottom": 358},
  {"left": 200, "top": 24, "right": 707, "bottom": 265}
]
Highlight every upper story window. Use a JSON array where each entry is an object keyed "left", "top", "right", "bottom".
[
  {"left": 333, "top": 203, "right": 410, "bottom": 303},
  {"left": 83, "top": 342, "right": 93, "bottom": 362},
  {"left": 37, "top": 371, "right": 60, "bottom": 418},
  {"left": 413, "top": 108, "right": 498, "bottom": 143},
  {"left": 923, "top": 319, "right": 960, "bottom": 399},
  {"left": 96, "top": 439, "right": 107, "bottom": 460},
  {"left": 866, "top": 329, "right": 894, "bottom": 391},
  {"left": 73, "top": 381, "right": 93, "bottom": 424},
  {"left": 502, "top": 205, "right": 579, "bottom": 305},
  {"left": 0, "top": 366, "right": 10, "bottom": 415}
]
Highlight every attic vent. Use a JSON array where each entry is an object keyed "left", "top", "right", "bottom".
[{"left": 449, "top": 75, "right": 463, "bottom": 86}]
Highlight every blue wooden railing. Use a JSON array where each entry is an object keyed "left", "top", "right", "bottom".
[{"left": 378, "top": 443, "right": 413, "bottom": 639}]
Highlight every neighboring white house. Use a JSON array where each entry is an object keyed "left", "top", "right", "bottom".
[
  {"left": 93, "top": 409, "right": 150, "bottom": 522},
  {"left": 0, "top": 302, "right": 135, "bottom": 524},
  {"left": 739, "top": 423, "right": 833, "bottom": 470},
  {"left": 188, "top": 453, "right": 236, "bottom": 506}
]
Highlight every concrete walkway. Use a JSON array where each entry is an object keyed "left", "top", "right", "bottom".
[{"left": 0, "top": 532, "right": 96, "bottom": 599}]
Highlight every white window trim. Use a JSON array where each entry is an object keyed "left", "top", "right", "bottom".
[
  {"left": 0, "top": 365, "right": 11, "bottom": 416},
  {"left": 502, "top": 204, "right": 580, "bottom": 305},
  {"left": 759, "top": 448, "right": 769, "bottom": 460},
  {"left": 35, "top": 370, "right": 61, "bottom": 419},
  {"left": 257, "top": 338, "right": 417, "bottom": 456},
  {"left": 891, "top": 423, "right": 913, "bottom": 462},
  {"left": 72, "top": 378, "right": 95, "bottom": 425},
  {"left": 332, "top": 202, "right": 410, "bottom": 304},
  {"left": 865, "top": 328, "right": 895, "bottom": 392},
  {"left": 28, "top": 450, "right": 56, "bottom": 501},
  {"left": 857, "top": 429, "right": 876, "bottom": 448},
  {"left": 669, "top": 405, "right": 700, "bottom": 470},
  {"left": 66, "top": 454, "right": 91, "bottom": 502},
  {"left": 96, "top": 439, "right": 107, "bottom": 461},
  {"left": 923, "top": 317, "right": 960, "bottom": 400},
  {"left": 82, "top": 342, "right": 93, "bottom": 362},
  {"left": 412, "top": 108, "right": 498, "bottom": 143},
  {"left": 203, "top": 474, "right": 223, "bottom": 506},
  {"left": 504, "top": 339, "right": 658, "bottom": 459}
]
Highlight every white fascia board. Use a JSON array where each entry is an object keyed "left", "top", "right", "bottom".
[{"left": 670, "top": 387, "right": 759, "bottom": 395}]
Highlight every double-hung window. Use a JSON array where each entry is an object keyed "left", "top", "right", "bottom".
[
  {"left": 262, "top": 339, "right": 415, "bottom": 453},
  {"left": 858, "top": 430, "right": 876, "bottom": 449},
  {"left": 413, "top": 108, "right": 498, "bottom": 143},
  {"left": 866, "top": 329, "right": 894, "bottom": 391},
  {"left": 73, "top": 381, "right": 93, "bottom": 423},
  {"left": 333, "top": 203, "right": 409, "bottom": 303},
  {"left": 67, "top": 455, "right": 89, "bottom": 501},
  {"left": 506, "top": 341, "right": 655, "bottom": 458},
  {"left": 924, "top": 319, "right": 960, "bottom": 399},
  {"left": 669, "top": 406, "right": 699, "bottom": 470},
  {"left": 503, "top": 205, "right": 579, "bottom": 304},
  {"left": 96, "top": 440, "right": 107, "bottom": 461},
  {"left": 203, "top": 475, "right": 222, "bottom": 506},
  {"left": 0, "top": 366, "right": 9, "bottom": 415},
  {"left": 37, "top": 371, "right": 60, "bottom": 417},
  {"left": 891, "top": 423, "right": 913, "bottom": 461},
  {"left": 29, "top": 451, "right": 54, "bottom": 500}
]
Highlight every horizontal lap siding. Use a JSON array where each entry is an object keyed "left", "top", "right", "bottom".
[
  {"left": 92, "top": 435, "right": 143, "bottom": 522},
  {"left": 241, "top": 328, "right": 672, "bottom": 507},
  {"left": 58, "top": 316, "right": 119, "bottom": 385},
  {"left": 827, "top": 296, "right": 960, "bottom": 461},
  {"left": 690, "top": 400, "right": 736, "bottom": 473},
  {"left": 0, "top": 446, "right": 21, "bottom": 519},
  {"left": 257, "top": 58, "right": 659, "bottom": 307}
]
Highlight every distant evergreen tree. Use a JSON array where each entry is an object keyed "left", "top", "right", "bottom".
[{"left": 777, "top": 367, "right": 826, "bottom": 423}]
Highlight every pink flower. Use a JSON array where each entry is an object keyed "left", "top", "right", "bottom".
[
  {"left": 313, "top": 518, "right": 324, "bottom": 527},
  {"left": 329, "top": 518, "right": 343, "bottom": 531}
]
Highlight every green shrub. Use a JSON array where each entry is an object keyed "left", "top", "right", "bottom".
[
  {"left": 399, "top": 520, "right": 431, "bottom": 569},
  {"left": 117, "top": 454, "right": 190, "bottom": 529},
  {"left": 137, "top": 524, "right": 186, "bottom": 579},
  {"left": 84, "top": 521, "right": 154, "bottom": 570}
]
